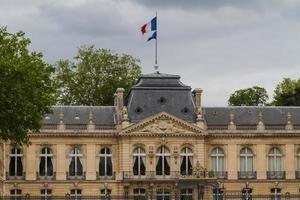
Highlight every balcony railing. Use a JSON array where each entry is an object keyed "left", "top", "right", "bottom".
[
  {"left": 6, "top": 172, "right": 25, "bottom": 180},
  {"left": 96, "top": 172, "right": 116, "bottom": 180},
  {"left": 66, "top": 172, "right": 86, "bottom": 180},
  {"left": 208, "top": 171, "right": 228, "bottom": 179},
  {"left": 123, "top": 171, "right": 179, "bottom": 180},
  {"left": 267, "top": 171, "right": 285, "bottom": 179},
  {"left": 36, "top": 172, "right": 56, "bottom": 180},
  {"left": 238, "top": 171, "right": 257, "bottom": 179}
]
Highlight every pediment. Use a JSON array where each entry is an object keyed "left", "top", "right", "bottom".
[{"left": 120, "top": 112, "right": 206, "bottom": 136}]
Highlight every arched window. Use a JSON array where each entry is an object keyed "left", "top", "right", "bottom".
[
  {"left": 211, "top": 147, "right": 225, "bottom": 172},
  {"left": 69, "top": 147, "right": 83, "bottom": 177},
  {"left": 156, "top": 146, "right": 170, "bottom": 176},
  {"left": 10, "top": 189, "right": 21, "bottom": 200},
  {"left": 180, "top": 147, "right": 193, "bottom": 175},
  {"left": 39, "top": 147, "right": 53, "bottom": 176},
  {"left": 99, "top": 147, "right": 113, "bottom": 176},
  {"left": 240, "top": 147, "right": 254, "bottom": 176},
  {"left": 9, "top": 148, "right": 23, "bottom": 177},
  {"left": 156, "top": 188, "right": 170, "bottom": 200},
  {"left": 70, "top": 189, "right": 81, "bottom": 200},
  {"left": 100, "top": 189, "right": 111, "bottom": 200},
  {"left": 268, "top": 147, "right": 282, "bottom": 171},
  {"left": 133, "top": 147, "right": 146, "bottom": 176},
  {"left": 133, "top": 188, "right": 146, "bottom": 200},
  {"left": 41, "top": 189, "right": 52, "bottom": 200}
]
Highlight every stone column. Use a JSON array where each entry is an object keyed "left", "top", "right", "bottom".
[
  {"left": 25, "top": 144, "right": 36, "bottom": 180},
  {"left": 285, "top": 144, "right": 295, "bottom": 179},
  {"left": 256, "top": 144, "right": 267, "bottom": 179},
  {"left": 56, "top": 144, "right": 66, "bottom": 180},
  {"left": 227, "top": 144, "right": 237, "bottom": 179},
  {"left": 86, "top": 144, "right": 96, "bottom": 180}
]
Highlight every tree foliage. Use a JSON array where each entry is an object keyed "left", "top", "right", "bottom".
[
  {"left": 55, "top": 46, "right": 141, "bottom": 106},
  {"left": 272, "top": 78, "right": 300, "bottom": 106},
  {"left": 0, "top": 27, "right": 57, "bottom": 145},
  {"left": 228, "top": 86, "right": 269, "bottom": 106}
]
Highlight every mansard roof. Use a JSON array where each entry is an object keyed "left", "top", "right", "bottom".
[
  {"left": 204, "top": 106, "right": 300, "bottom": 126},
  {"left": 43, "top": 106, "right": 117, "bottom": 125},
  {"left": 42, "top": 106, "right": 300, "bottom": 127},
  {"left": 125, "top": 72, "right": 197, "bottom": 123}
]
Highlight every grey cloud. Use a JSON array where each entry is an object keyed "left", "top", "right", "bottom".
[
  {"left": 132, "top": 0, "right": 282, "bottom": 11},
  {"left": 38, "top": 1, "right": 131, "bottom": 37}
]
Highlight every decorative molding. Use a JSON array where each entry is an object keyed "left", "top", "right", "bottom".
[{"left": 120, "top": 112, "right": 206, "bottom": 136}]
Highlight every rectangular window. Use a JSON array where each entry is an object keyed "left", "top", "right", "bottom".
[{"left": 10, "top": 189, "right": 21, "bottom": 200}]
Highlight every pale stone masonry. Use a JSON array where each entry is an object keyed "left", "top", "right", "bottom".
[{"left": 1, "top": 72, "right": 300, "bottom": 199}]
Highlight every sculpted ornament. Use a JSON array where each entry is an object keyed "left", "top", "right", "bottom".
[
  {"left": 193, "top": 161, "right": 206, "bottom": 178},
  {"left": 140, "top": 119, "right": 185, "bottom": 134}
]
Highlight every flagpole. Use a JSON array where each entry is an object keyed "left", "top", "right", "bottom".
[{"left": 155, "top": 11, "right": 158, "bottom": 72}]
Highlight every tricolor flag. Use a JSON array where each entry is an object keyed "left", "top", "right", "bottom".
[{"left": 141, "top": 16, "right": 157, "bottom": 41}]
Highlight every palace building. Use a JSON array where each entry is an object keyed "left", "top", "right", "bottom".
[{"left": 1, "top": 72, "right": 300, "bottom": 199}]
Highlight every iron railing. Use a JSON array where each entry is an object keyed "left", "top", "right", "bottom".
[
  {"left": 5, "top": 172, "right": 25, "bottom": 180},
  {"left": 66, "top": 172, "right": 86, "bottom": 180},
  {"left": 36, "top": 172, "right": 56, "bottom": 180},
  {"left": 267, "top": 171, "right": 285, "bottom": 179},
  {"left": 123, "top": 171, "right": 179, "bottom": 180},
  {"left": 238, "top": 171, "right": 257, "bottom": 179},
  {"left": 208, "top": 171, "right": 228, "bottom": 179},
  {"left": 96, "top": 172, "right": 116, "bottom": 180}
]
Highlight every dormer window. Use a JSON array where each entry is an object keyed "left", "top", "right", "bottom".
[
  {"left": 135, "top": 107, "right": 143, "bottom": 114},
  {"left": 181, "top": 107, "right": 189, "bottom": 114},
  {"left": 158, "top": 97, "right": 166, "bottom": 105},
  {"left": 74, "top": 113, "right": 80, "bottom": 120}
]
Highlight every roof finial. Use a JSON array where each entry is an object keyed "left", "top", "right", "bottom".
[
  {"left": 257, "top": 111, "right": 265, "bottom": 131},
  {"left": 154, "top": 65, "right": 159, "bottom": 74},
  {"left": 228, "top": 112, "right": 236, "bottom": 130},
  {"left": 286, "top": 112, "right": 294, "bottom": 130},
  {"left": 58, "top": 111, "right": 65, "bottom": 131}
]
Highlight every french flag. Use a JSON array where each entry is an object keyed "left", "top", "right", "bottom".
[{"left": 141, "top": 17, "right": 157, "bottom": 41}]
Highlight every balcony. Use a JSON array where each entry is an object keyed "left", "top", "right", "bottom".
[
  {"left": 238, "top": 171, "right": 257, "bottom": 179},
  {"left": 66, "top": 172, "right": 86, "bottom": 180},
  {"left": 208, "top": 171, "right": 228, "bottom": 179},
  {"left": 96, "top": 172, "right": 116, "bottom": 180},
  {"left": 6, "top": 172, "right": 25, "bottom": 180},
  {"left": 123, "top": 171, "right": 179, "bottom": 181},
  {"left": 267, "top": 171, "right": 285, "bottom": 179},
  {"left": 36, "top": 172, "right": 56, "bottom": 180}
]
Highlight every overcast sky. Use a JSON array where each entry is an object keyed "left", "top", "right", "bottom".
[{"left": 1, "top": 0, "right": 300, "bottom": 106}]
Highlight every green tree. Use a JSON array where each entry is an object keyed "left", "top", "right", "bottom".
[
  {"left": 55, "top": 46, "right": 141, "bottom": 106},
  {"left": 273, "top": 78, "right": 300, "bottom": 106},
  {"left": 0, "top": 27, "right": 57, "bottom": 145},
  {"left": 228, "top": 86, "right": 269, "bottom": 106}
]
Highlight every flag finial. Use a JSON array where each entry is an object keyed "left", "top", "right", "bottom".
[{"left": 154, "top": 65, "right": 159, "bottom": 73}]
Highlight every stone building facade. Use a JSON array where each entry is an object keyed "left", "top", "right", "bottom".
[{"left": 1, "top": 72, "right": 300, "bottom": 199}]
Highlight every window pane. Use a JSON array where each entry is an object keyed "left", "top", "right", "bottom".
[
  {"left": 39, "top": 157, "right": 46, "bottom": 176},
  {"left": 99, "top": 157, "right": 105, "bottom": 176},
  {"left": 9, "top": 157, "right": 16, "bottom": 176},
  {"left": 16, "top": 157, "right": 23, "bottom": 176},
  {"left": 107, "top": 157, "right": 113, "bottom": 176},
  {"left": 47, "top": 157, "right": 53, "bottom": 176},
  {"left": 77, "top": 157, "right": 83, "bottom": 176},
  {"left": 69, "top": 157, "right": 76, "bottom": 176}
]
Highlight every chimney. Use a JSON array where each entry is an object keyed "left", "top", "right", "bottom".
[
  {"left": 114, "top": 88, "right": 125, "bottom": 121},
  {"left": 193, "top": 88, "right": 203, "bottom": 110},
  {"left": 193, "top": 88, "right": 206, "bottom": 129}
]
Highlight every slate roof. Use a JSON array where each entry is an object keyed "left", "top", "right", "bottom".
[
  {"left": 41, "top": 72, "right": 300, "bottom": 128},
  {"left": 43, "top": 106, "right": 117, "bottom": 125},
  {"left": 125, "top": 72, "right": 197, "bottom": 122},
  {"left": 204, "top": 106, "right": 300, "bottom": 125}
]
